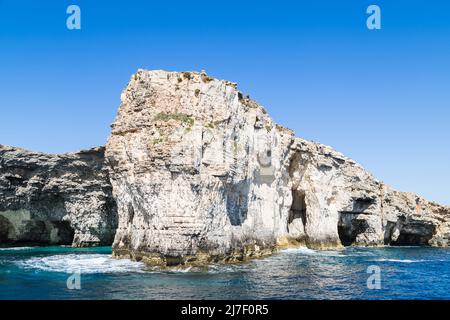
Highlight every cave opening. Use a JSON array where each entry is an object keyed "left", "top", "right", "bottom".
[
  {"left": 288, "top": 189, "right": 307, "bottom": 228},
  {"left": 337, "top": 213, "right": 369, "bottom": 246},
  {"left": 11, "top": 220, "right": 75, "bottom": 245},
  {"left": 390, "top": 232, "right": 431, "bottom": 246},
  {"left": 226, "top": 181, "right": 250, "bottom": 226},
  {"left": 337, "top": 198, "right": 375, "bottom": 246},
  {"left": 50, "top": 221, "right": 75, "bottom": 244},
  {"left": 389, "top": 225, "right": 435, "bottom": 246}
]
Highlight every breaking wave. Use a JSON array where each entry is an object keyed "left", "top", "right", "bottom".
[
  {"left": 373, "top": 258, "right": 430, "bottom": 263},
  {"left": 16, "top": 254, "right": 146, "bottom": 274},
  {"left": 281, "top": 247, "right": 317, "bottom": 254},
  {"left": 279, "top": 247, "right": 360, "bottom": 257}
]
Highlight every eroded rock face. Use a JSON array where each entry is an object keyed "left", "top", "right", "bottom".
[
  {"left": 106, "top": 70, "right": 450, "bottom": 266},
  {"left": 290, "top": 139, "right": 450, "bottom": 249},
  {"left": 0, "top": 145, "right": 118, "bottom": 247}
]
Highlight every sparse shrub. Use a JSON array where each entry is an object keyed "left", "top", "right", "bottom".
[
  {"left": 152, "top": 137, "right": 165, "bottom": 145},
  {"left": 182, "top": 72, "right": 192, "bottom": 80},
  {"left": 153, "top": 112, "right": 194, "bottom": 128},
  {"left": 201, "top": 73, "right": 213, "bottom": 83}
]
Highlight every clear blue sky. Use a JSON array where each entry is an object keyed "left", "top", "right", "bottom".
[{"left": 0, "top": 0, "right": 449, "bottom": 205}]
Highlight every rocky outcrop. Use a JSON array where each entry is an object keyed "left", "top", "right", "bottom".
[
  {"left": 0, "top": 145, "right": 118, "bottom": 247},
  {"left": 102, "top": 69, "right": 447, "bottom": 266},
  {"left": 291, "top": 139, "right": 450, "bottom": 249}
]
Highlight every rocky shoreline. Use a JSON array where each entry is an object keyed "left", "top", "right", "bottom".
[{"left": 1, "top": 69, "right": 449, "bottom": 267}]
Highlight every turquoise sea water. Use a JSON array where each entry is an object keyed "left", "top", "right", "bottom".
[{"left": 0, "top": 246, "right": 449, "bottom": 300}]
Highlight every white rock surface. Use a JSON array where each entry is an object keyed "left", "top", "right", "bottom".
[{"left": 105, "top": 70, "right": 450, "bottom": 266}]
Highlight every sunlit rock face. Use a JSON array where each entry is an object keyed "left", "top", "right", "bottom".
[
  {"left": 0, "top": 146, "right": 118, "bottom": 247},
  {"left": 106, "top": 70, "right": 450, "bottom": 266},
  {"left": 289, "top": 139, "right": 450, "bottom": 249}
]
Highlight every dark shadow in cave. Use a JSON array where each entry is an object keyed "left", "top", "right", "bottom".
[
  {"left": 288, "top": 189, "right": 307, "bottom": 230},
  {"left": 337, "top": 197, "right": 375, "bottom": 246},
  {"left": 337, "top": 213, "right": 369, "bottom": 246},
  {"left": 389, "top": 221, "right": 435, "bottom": 246},
  {"left": 51, "top": 221, "right": 75, "bottom": 244},
  {"left": 352, "top": 198, "right": 375, "bottom": 212},
  {"left": 226, "top": 180, "right": 250, "bottom": 226},
  {"left": 0, "top": 216, "right": 14, "bottom": 243}
]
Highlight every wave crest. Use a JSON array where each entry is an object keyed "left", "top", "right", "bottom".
[{"left": 16, "top": 254, "right": 146, "bottom": 274}]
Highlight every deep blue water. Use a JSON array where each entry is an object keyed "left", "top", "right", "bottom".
[{"left": 0, "top": 246, "right": 449, "bottom": 300}]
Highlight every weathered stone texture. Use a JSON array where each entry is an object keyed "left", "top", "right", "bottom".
[
  {"left": 0, "top": 146, "right": 117, "bottom": 247},
  {"left": 106, "top": 70, "right": 450, "bottom": 266}
]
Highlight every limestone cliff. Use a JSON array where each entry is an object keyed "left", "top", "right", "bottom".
[
  {"left": 291, "top": 139, "right": 450, "bottom": 248},
  {"left": 106, "top": 70, "right": 449, "bottom": 266},
  {"left": 0, "top": 145, "right": 118, "bottom": 247}
]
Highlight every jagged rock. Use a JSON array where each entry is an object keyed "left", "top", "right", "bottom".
[
  {"left": 106, "top": 70, "right": 450, "bottom": 265},
  {"left": 291, "top": 139, "right": 450, "bottom": 248},
  {"left": 102, "top": 69, "right": 447, "bottom": 266},
  {"left": 0, "top": 145, "right": 118, "bottom": 247}
]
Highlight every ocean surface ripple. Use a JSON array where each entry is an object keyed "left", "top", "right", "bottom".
[{"left": 0, "top": 246, "right": 449, "bottom": 299}]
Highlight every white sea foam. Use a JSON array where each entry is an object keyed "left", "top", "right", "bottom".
[
  {"left": 207, "top": 264, "right": 243, "bottom": 274},
  {"left": 0, "top": 247, "right": 33, "bottom": 251},
  {"left": 161, "top": 266, "right": 194, "bottom": 273},
  {"left": 373, "top": 258, "right": 429, "bottom": 263},
  {"left": 16, "top": 254, "right": 146, "bottom": 274},
  {"left": 280, "top": 247, "right": 351, "bottom": 258},
  {"left": 281, "top": 247, "right": 317, "bottom": 254}
]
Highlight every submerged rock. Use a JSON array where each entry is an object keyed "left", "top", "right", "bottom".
[
  {"left": 106, "top": 69, "right": 450, "bottom": 266},
  {"left": 0, "top": 145, "right": 117, "bottom": 247}
]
